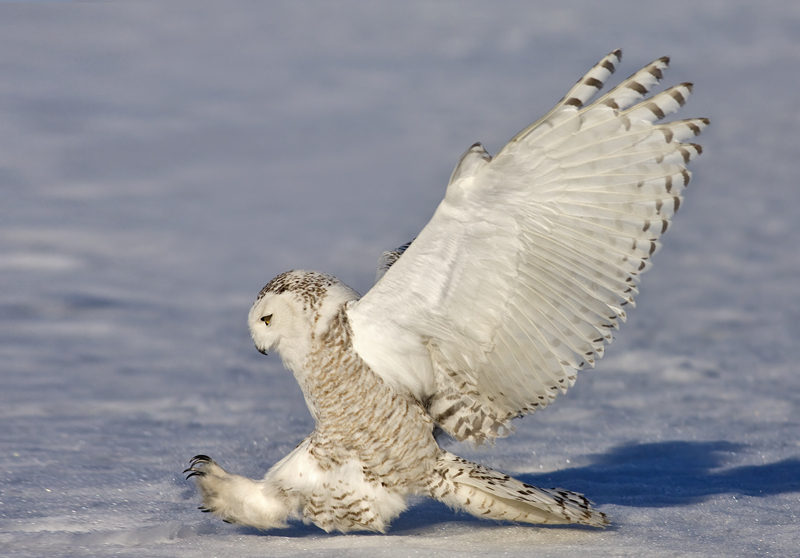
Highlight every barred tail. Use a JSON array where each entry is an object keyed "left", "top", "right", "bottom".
[{"left": 428, "top": 450, "right": 608, "bottom": 527}]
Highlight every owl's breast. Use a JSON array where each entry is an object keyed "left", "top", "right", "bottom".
[{"left": 301, "top": 308, "right": 439, "bottom": 492}]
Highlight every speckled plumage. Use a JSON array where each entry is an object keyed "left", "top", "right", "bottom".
[
  {"left": 294, "top": 302, "right": 438, "bottom": 531},
  {"left": 185, "top": 50, "right": 706, "bottom": 533}
]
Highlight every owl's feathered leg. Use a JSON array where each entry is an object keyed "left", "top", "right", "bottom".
[
  {"left": 184, "top": 455, "right": 292, "bottom": 529},
  {"left": 428, "top": 450, "right": 608, "bottom": 527}
]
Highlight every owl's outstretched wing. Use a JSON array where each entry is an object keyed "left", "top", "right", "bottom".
[{"left": 347, "top": 50, "right": 708, "bottom": 444}]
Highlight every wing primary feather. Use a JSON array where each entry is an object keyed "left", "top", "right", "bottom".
[
  {"left": 622, "top": 83, "right": 693, "bottom": 123},
  {"left": 501, "top": 49, "right": 622, "bottom": 152},
  {"left": 594, "top": 56, "right": 670, "bottom": 112}
]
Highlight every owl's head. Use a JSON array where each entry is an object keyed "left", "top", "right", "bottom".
[{"left": 248, "top": 270, "right": 359, "bottom": 367}]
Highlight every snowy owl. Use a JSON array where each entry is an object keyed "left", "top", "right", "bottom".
[{"left": 185, "top": 50, "right": 707, "bottom": 532}]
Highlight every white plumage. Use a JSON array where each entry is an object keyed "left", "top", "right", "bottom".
[{"left": 185, "top": 50, "right": 707, "bottom": 533}]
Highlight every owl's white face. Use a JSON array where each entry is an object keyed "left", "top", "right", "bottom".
[
  {"left": 248, "top": 291, "right": 304, "bottom": 357},
  {"left": 248, "top": 270, "right": 360, "bottom": 369}
]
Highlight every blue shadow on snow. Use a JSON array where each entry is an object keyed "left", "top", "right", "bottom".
[{"left": 516, "top": 440, "right": 800, "bottom": 508}]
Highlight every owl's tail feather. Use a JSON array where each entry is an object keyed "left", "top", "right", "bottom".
[{"left": 428, "top": 450, "right": 609, "bottom": 527}]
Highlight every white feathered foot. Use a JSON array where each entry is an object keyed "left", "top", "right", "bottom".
[
  {"left": 184, "top": 455, "right": 292, "bottom": 529},
  {"left": 429, "top": 451, "right": 608, "bottom": 527}
]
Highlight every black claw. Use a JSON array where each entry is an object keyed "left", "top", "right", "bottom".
[
  {"left": 185, "top": 471, "right": 204, "bottom": 479},
  {"left": 184, "top": 454, "right": 213, "bottom": 478}
]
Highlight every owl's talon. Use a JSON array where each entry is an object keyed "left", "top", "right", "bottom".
[{"left": 184, "top": 455, "right": 215, "bottom": 479}]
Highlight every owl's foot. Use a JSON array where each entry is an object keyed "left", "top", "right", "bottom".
[
  {"left": 183, "top": 455, "right": 230, "bottom": 519},
  {"left": 183, "top": 455, "right": 235, "bottom": 521},
  {"left": 183, "top": 454, "right": 292, "bottom": 529}
]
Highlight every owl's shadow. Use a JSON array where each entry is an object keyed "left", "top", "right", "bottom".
[
  {"left": 240, "top": 440, "right": 800, "bottom": 537},
  {"left": 518, "top": 440, "right": 800, "bottom": 508}
]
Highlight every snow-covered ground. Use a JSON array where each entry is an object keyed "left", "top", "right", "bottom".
[{"left": 2, "top": 2, "right": 799, "bottom": 556}]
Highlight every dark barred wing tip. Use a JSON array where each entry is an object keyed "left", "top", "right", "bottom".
[{"left": 563, "top": 49, "right": 623, "bottom": 109}]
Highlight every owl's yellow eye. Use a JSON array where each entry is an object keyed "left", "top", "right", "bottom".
[{"left": 261, "top": 314, "right": 272, "bottom": 326}]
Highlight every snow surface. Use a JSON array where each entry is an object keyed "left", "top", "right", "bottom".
[{"left": 2, "top": 2, "right": 799, "bottom": 557}]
